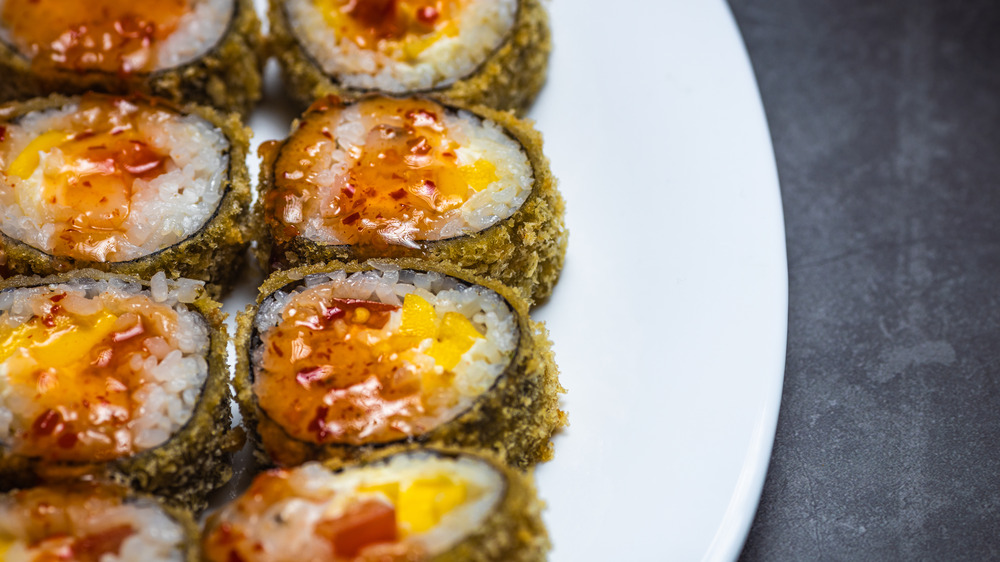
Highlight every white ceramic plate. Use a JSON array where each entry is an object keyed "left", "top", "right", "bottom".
[{"left": 231, "top": 0, "right": 788, "bottom": 560}]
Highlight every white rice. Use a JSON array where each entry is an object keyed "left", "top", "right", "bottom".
[
  {"left": 0, "top": 273, "right": 210, "bottom": 456},
  {"left": 209, "top": 452, "right": 503, "bottom": 560},
  {"left": 287, "top": 0, "right": 517, "bottom": 91},
  {"left": 288, "top": 100, "right": 532, "bottom": 244},
  {"left": 0, "top": 100, "right": 228, "bottom": 262},
  {"left": 255, "top": 268, "right": 518, "bottom": 419},
  {"left": 0, "top": 0, "right": 232, "bottom": 71},
  {"left": 0, "top": 488, "right": 185, "bottom": 562}
]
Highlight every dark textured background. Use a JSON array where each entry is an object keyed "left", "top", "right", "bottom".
[{"left": 727, "top": 1, "right": 1000, "bottom": 559}]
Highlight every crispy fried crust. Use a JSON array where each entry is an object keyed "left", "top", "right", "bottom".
[
  {"left": 254, "top": 97, "right": 567, "bottom": 305},
  {"left": 235, "top": 259, "right": 567, "bottom": 470},
  {"left": 0, "top": 270, "right": 243, "bottom": 512},
  {"left": 0, "top": 94, "right": 253, "bottom": 298},
  {"left": 0, "top": 0, "right": 263, "bottom": 116},
  {"left": 268, "top": 0, "right": 550, "bottom": 116}
]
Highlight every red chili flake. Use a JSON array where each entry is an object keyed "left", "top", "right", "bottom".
[
  {"left": 416, "top": 6, "right": 439, "bottom": 24},
  {"left": 0, "top": 126, "right": 6, "bottom": 142},
  {"left": 389, "top": 189, "right": 406, "bottom": 200},
  {"left": 229, "top": 551, "right": 246, "bottom": 562},
  {"left": 33, "top": 409, "right": 62, "bottom": 436},
  {"left": 342, "top": 212, "right": 361, "bottom": 225},
  {"left": 295, "top": 367, "right": 326, "bottom": 388},
  {"left": 72, "top": 130, "right": 96, "bottom": 141},
  {"left": 308, "top": 405, "right": 331, "bottom": 440},
  {"left": 408, "top": 136, "right": 431, "bottom": 155},
  {"left": 50, "top": 293, "right": 66, "bottom": 303},
  {"left": 321, "top": 128, "right": 334, "bottom": 140},
  {"left": 321, "top": 303, "right": 346, "bottom": 321},
  {"left": 57, "top": 432, "right": 78, "bottom": 448},
  {"left": 342, "top": 184, "right": 356, "bottom": 198}
]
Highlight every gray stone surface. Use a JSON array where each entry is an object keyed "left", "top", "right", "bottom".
[{"left": 728, "top": 0, "right": 1000, "bottom": 559}]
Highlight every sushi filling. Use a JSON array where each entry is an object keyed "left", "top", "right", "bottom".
[
  {"left": 286, "top": 0, "right": 516, "bottom": 91},
  {"left": 203, "top": 452, "right": 503, "bottom": 561},
  {"left": 0, "top": 0, "right": 233, "bottom": 74},
  {"left": 266, "top": 97, "right": 531, "bottom": 248},
  {"left": 253, "top": 268, "right": 517, "bottom": 446},
  {"left": 0, "top": 274, "right": 210, "bottom": 462},
  {"left": 0, "top": 483, "right": 185, "bottom": 562},
  {"left": 0, "top": 96, "right": 228, "bottom": 262}
]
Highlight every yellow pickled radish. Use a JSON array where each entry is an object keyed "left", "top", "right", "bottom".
[
  {"left": 0, "top": 310, "right": 118, "bottom": 367},
  {"left": 459, "top": 159, "right": 498, "bottom": 192},
  {"left": 398, "top": 294, "right": 436, "bottom": 338},
  {"left": 397, "top": 476, "right": 467, "bottom": 534},
  {"left": 427, "top": 312, "right": 483, "bottom": 370},
  {"left": 7, "top": 131, "right": 72, "bottom": 179},
  {"left": 358, "top": 482, "right": 400, "bottom": 504}
]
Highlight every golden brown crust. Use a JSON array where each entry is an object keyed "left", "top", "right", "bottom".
[
  {"left": 235, "top": 259, "right": 566, "bottom": 471},
  {"left": 0, "top": 93, "right": 254, "bottom": 298},
  {"left": 254, "top": 97, "right": 567, "bottom": 305},
  {"left": 268, "top": 0, "right": 551, "bottom": 116},
  {"left": 0, "top": 0, "right": 263, "bottom": 116},
  {"left": 0, "top": 269, "right": 243, "bottom": 512}
]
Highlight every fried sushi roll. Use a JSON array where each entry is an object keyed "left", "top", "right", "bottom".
[
  {"left": 0, "top": 481, "right": 198, "bottom": 561},
  {"left": 0, "top": 271, "right": 241, "bottom": 510},
  {"left": 0, "top": 94, "right": 252, "bottom": 295},
  {"left": 269, "top": 0, "right": 550, "bottom": 115},
  {"left": 257, "top": 96, "right": 566, "bottom": 304},
  {"left": 0, "top": 0, "right": 262, "bottom": 116},
  {"left": 202, "top": 448, "right": 548, "bottom": 562},
  {"left": 236, "top": 260, "right": 565, "bottom": 469}
]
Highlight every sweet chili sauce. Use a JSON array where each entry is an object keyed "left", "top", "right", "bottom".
[
  {"left": 1, "top": 291, "right": 181, "bottom": 462},
  {"left": 1, "top": 96, "right": 172, "bottom": 262},
  {"left": 1, "top": 0, "right": 190, "bottom": 74},
  {"left": 254, "top": 294, "right": 425, "bottom": 445},
  {"left": 3, "top": 484, "right": 140, "bottom": 562},
  {"left": 266, "top": 97, "right": 497, "bottom": 249},
  {"left": 318, "top": 0, "right": 460, "bottom": 48}
]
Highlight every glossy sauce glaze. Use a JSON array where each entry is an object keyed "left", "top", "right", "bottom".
[
  {"left": 0, "top": 288, "right": 185, "bottom": 462},
  {"left": 202, "top": 460, "right": 491, "bottom": 562},
  {"left": 0, "top": 97, "right": 179, "bottom": 262},
  {"left": 0, "top": 484, "right": 139, "bottom": 561},
  {"left": 264, "top": 97, "right": 502, "bottom": 250},
  {"left": 0, "top": 0, "right": 191, "bottom": 73},
  {"left": 317, "top": 0, "right": 461, "bottom": 54},
  {"left": 254, "top": 283, "right": 488, "bottom": 448}
]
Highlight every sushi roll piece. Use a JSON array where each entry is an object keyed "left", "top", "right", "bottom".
[
  {"left": 257, "top": 95, "right": 566, "bottom": 304},
  {"left": 0, "top": 94, "right": 252, "bottom": 295},
  {"left": 0, "top": 270, "right": 241, "bottom": 510},
  {"left": 0, "top": 481, "right": 198, "bottom": 562},
  {"left": 269, "top": 0, "right": 550, "bottom": 115},
  {"left": 202, "top": 448, "right": 549, "bottom": 562},
  {"left": 236, "top": 260, "right": 565, "bottom": 469},
  {"left": 0, "top": 0, "right": 262, "bottom": 116}
]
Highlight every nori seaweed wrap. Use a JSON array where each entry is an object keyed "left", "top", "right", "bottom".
[
  {"left": 0, "top": 270, "right": 242, "bottom": 511},
  {"left": 0, "top": 94, "right": 253, "bottom": 296},
  {"left": 256, "top": 95, "right": 566, "bottom": 304},
  {"left": 0, "top": 0, "right": 263, "bottom": 116},
  {"left": 0, "top": 481, "right": 199, "bottom": 561},
  {"left": 202, "top": 447, "right": 549, "bottom": 561},
  {"left": 235, "top": 259, "right": 565, "bottom": 469},
  {"left": 269, "top": 0, "right": 550, "bottom": 115}
]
